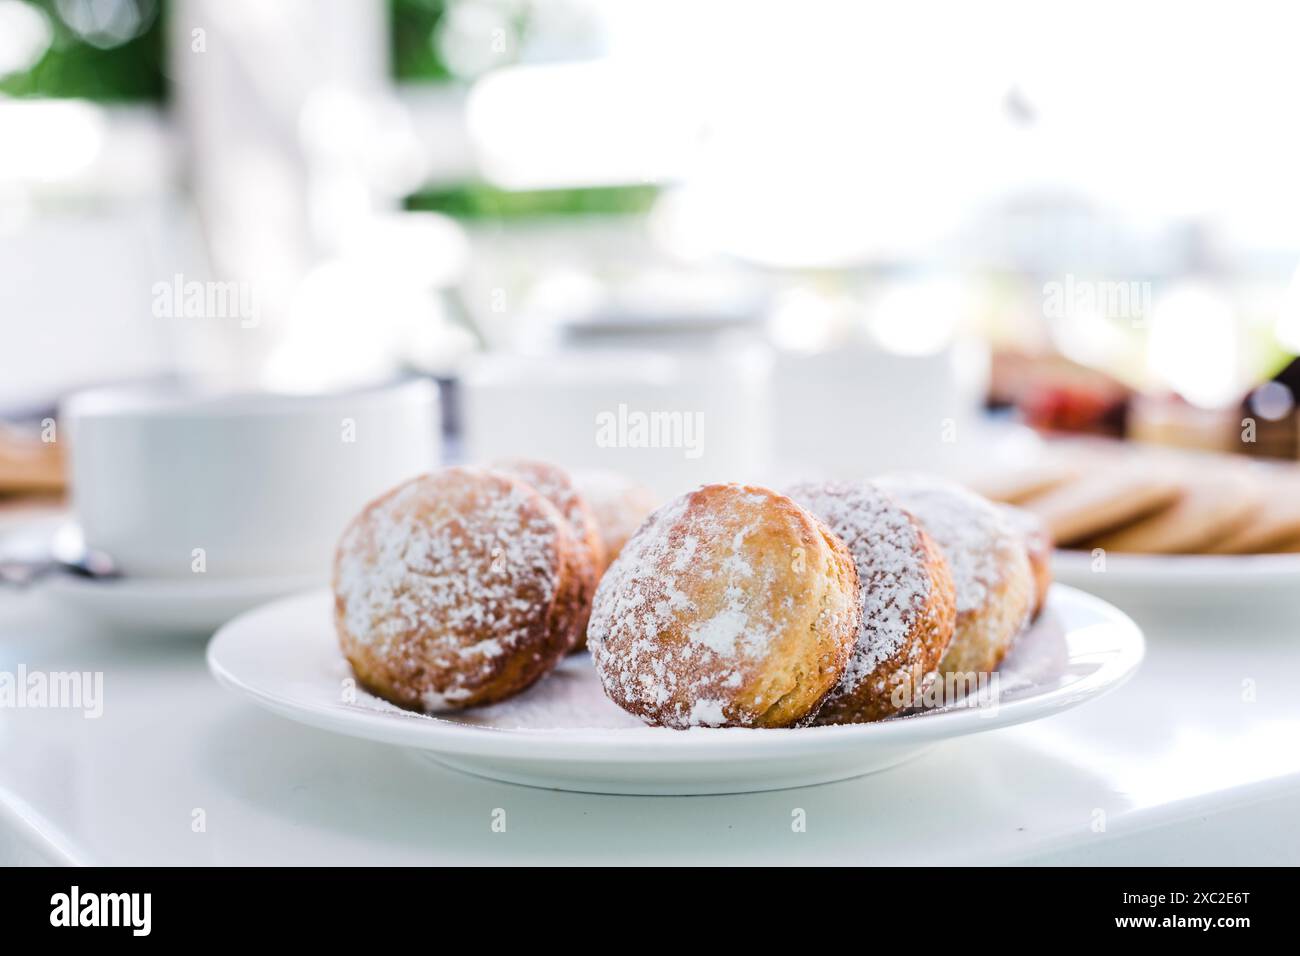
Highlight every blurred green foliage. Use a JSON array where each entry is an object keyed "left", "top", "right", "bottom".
[
  {"left": 0, "top": 0, "right": 166, "bottom": 102},
  {"left": 390, "top": 0, "right": 453, "bottom": 83},
  {"left": 391, "top": 0, "right": 532, "bottom": 82},
  {"left": 393, "top": 3, "right": 638, "bottom": 221},
  {"left": 405, "top": 182, "right": 660, "bottom": 220},
  {"left": 1, "top": 1, "right": 526, "bottom": 100},
  {"left": 5, "top": 0, "right": 634, "bottom": 221}
]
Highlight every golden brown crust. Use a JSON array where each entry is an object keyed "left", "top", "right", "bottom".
[
  {"left": 572, "top": 469, "right": 658, "bottom": 573},
  {"left": 978, "top": 444, "right": 1300, "bottom": 556},
  {"left": 878, "top": 476, "right": 1035, "bottom": 680},
  {"left": 1209, "top": 508, "right": 1300, "bottom": 553},
  {"left": 999, "top": 504, "right": 1053, "bottom": 620},
  {"left": 967, "top": 461, "right": 1078, "bottom": 505},
  {"left": 817, "top": 527, "right": 955, "bottom": 723},
  {"left": 588, "top": 483, "right": 859, "bottom": 728},
  {"left": 333, "top": 467, "right": 579, "bottom": 711},
  {"left": 1017, "top": 472, "right": 1182, "bottom": 546},
  {"left": 939, "top": 567, "right": 1032, "bottom": 677},
  {"left": 785, "top": 480, "right": 956, "bottom": 725},
  {"left": 492, "top": 460, "right": 606, "bottom": 651},
  {"left": 1087, "top": 471, "right": 1258, "bottom": 554}
]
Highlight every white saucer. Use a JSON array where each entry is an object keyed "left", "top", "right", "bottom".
[
  {"left": 207, "top": 584, "right": 1144, "bottom": 795},
  {"left": 42, "top": 571, "right": 324, "bottom": 636},
  {"left": 1052, "top": 550, "right": 1300, "bottom": 620}
]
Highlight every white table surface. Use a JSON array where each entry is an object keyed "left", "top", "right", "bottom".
[{"left": 2, "top": 582, "right": 1298, "bottom": 866}]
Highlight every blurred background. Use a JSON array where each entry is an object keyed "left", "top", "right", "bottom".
[{"left": 5, "top": 0, "right": 1300, "bottom": 499}]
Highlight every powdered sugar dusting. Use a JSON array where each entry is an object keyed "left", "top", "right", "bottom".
[
  {"left": 573, "top": 469, "right": 657, "bottom": 564},
  {"left": 876, "top": 475, "right": 1010, "bottom": 612},
  {"left": 494, "top": 459, "right": 602, "bottom": 570},
  {"left": 690, "top": 606, "right": 749, "bottom": 654},
  {"left": 328, "top": 602, "right": 1067, "bottom": 732},
  {"left": 786, "top": 481, "right": 932, "bottom": 693},
  {"left": 334, "top": 467, "right": 566, "bottom": 710},
  {"left": 999, "top": 503, "right": 1050, "bottom": 556},
  {"left": 587, "top": 485, "right": 798, "bottom": 728},
  {"left": 689, "top": 698, "right": 726, "bottom": 725}
]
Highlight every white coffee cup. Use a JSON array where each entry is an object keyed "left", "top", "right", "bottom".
[
  {"left": 768, "top": 342, "right": 987, "bottom": 480},
  {"left": 460, "top": 347, "right": 771, "bottom": 501},
  {"left": 61, "top": 379, "right": 440, "bottom": 580}
]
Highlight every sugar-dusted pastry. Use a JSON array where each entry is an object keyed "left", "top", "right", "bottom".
[
  {"left": 1016, "top": 471, "right": 1182, "bottom": 546},
  {"left": 334, "top": 467, "right": 582, "bottom": 711},
  {"left": 877, "top": 476, "right": 1034, "bottom": 677},
  {"left": 1086, "top": 470, "right": 1258, "bottom": 554},
  {"left": 786, "top": 480, "right": 956, "bottom": 724},
  {"left": 572, "top": 469, "right": 657, "bottom": 573},
  {"left": 493, "top": 459, "right": 605, "bottom": 650},
  {"left": 999, "top": 504, "right": 1053, "bottom": 620},
  {"left": 587, "top": 483, "right": 860, "bottom": 728}
]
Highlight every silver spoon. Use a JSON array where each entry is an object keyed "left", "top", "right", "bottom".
[{"left": 0, "top": 523, "right": 120, "bottom": 586}]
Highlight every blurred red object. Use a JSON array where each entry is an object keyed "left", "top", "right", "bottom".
[{"left": 990, "top": 350, "right": 1130, "bottom": 437}]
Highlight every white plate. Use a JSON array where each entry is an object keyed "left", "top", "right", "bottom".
[
  {"left": 206, "top": 584, "right": 1143, "bottom": 795},
  {"left": 42, "top": 571, "right": 323, "bottom": 636},
  {"left": 1052, "top": 549, "right": 1300, "bottom": 619}
]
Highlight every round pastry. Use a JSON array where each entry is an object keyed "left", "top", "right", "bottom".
[
  {"left": 876, "top": 476, "right": 1034, "bottom": 678},
  {"left": 999, "top": 504, "right": 1053, "bottom": 620},
  {"left": 334, "top": 466, "right": 581, "bottom": 711},
  {"left": 967, "top": 461, "right": 1078, "bottom": 505},
  {"left": 1086, "top": 470, "right": 1258, "bottom": 554},
  {"left": 1202, "top": 465, "right": 1300, "bottom": 553},
  {"left": 572, "top": 469, "right": 657, "bottom": 574},
  {"left": 785, "top": 480, "right": 956, "bottom": 723},
  {"left": 492, "top": 459, "right": 605, "bottom": 650},
  {"left": 1016, "top": 471, "right": 1181, "bottom": 546},
  {"left": 587, "top": 483, "right": 860, "bottom": 728}
]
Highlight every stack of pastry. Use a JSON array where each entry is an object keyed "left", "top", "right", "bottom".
[
  {"left": 971, "top": 442, "right": 1300, "bottom": 555},
  {"left": 587, "top": 477, "right": 1043, "bottom": 728},
  {"left": 334, "top": 462, "right": 655, "bottom": 711},
  {"left": 333, "top": 462, "right": 1049, "bottom": 729}
]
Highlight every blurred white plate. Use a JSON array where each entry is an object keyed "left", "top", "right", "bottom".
[
  {"left": 42, "top": 572, "right": 323, "bottom": 637},
  {"left": 1052, "top": 550, "right": 1300, "bottom": 617},
  {"left": 207, "top": 584, "right": 1143, "bottom": 795}
]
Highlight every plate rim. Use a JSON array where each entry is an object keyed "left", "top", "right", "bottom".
[
  {"left": 41, "top": 570, "right": 325, "bottom": 602},
  {"left": 1052, "top": 548, "right": 1300, "bottom": 584},
  {"left": 206, "top": 583, "right": 1144, "bottom": 761}
]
